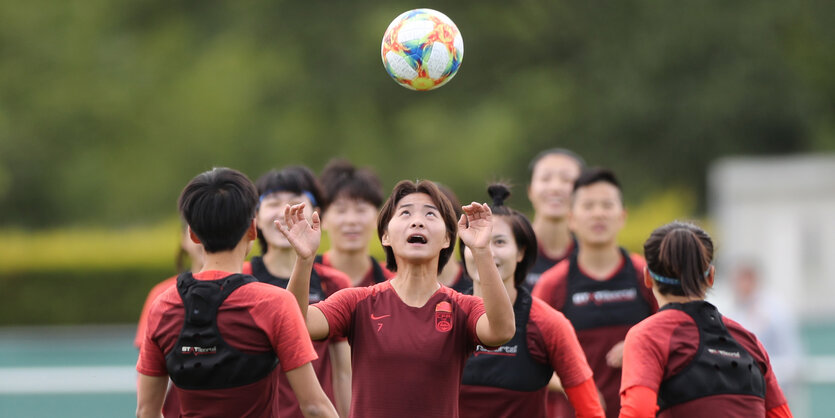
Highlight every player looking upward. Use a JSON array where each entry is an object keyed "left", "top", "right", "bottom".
[{"left": 278, "top": 179, "right": 516, "bottom": 418}]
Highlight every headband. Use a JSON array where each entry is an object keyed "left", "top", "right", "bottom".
[
  {"left": 648, "top": 266, "right": 712, "bottom": 286},
  {"left": 258, "top": 190, "right": 318, "bottom": 208}
]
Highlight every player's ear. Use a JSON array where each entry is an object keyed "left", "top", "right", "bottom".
[
  {"left": 188, "top": 227, "right": 202, "bottom": 245},
  {"left": 381, "top": 230, "right": 391, "bottom": 247},
  {"left": 246, "top": 218, "right": 258, "bottom": 241},
  {"left": 706, "top": 265, "right": 715, "bottom": 288},
  {"left": 643, "top": 267, "right": 653, "bottom": 289}
]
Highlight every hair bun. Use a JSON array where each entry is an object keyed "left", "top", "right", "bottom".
[{"left": 487, "top": 183, "right": 511, "bottom": 207}]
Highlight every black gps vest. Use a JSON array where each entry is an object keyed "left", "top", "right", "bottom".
[
  {"left": 562, "top": 248, "right": 652, "bottom": 331},
  {"left": 461, "top": 287, "right": 553, "bottom": 391},
  {"left": 657, "top": 301, "right": 766, "bottom": 411},
  {"left": 250, "top": 256, "right": 327, "bottom": 303},
  {"left": 314, "top": 254, "right": 388, "bottom": 285},
  {"left": 165, "top": 272, "right": 278, "bottom": 390}
]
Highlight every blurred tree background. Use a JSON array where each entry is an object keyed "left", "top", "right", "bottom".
[{"left": 1, "top": 0, "right": 833, "bottom": 323}]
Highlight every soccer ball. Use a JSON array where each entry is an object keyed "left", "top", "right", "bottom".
[{"left": 381, "top": 9, "right": 464, "bottom": 91}]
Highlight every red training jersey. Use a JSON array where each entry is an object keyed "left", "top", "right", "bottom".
[
  {"left": 137, "top": 270, "right": 317, "bottom": 418},
  {"left": 532, "top": 251, "right": 657, "bottom": 418},
  {"left": 620, "top": 308, "right": 789, "bottom": 418},
  {"left": 314, "top": 281, "right": 485, "bottom": 418},
  {"left": 242, "top": 259, "right": 351, "bottom": 418},
  {"left": 459, "top": 295, "right": 600, "bottom": 417}
]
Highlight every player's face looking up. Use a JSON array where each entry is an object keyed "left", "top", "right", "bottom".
[
  {"left": 528, "top": 154, "right": 583, "bottom": 220},
  {"left": 257, "top": 191, "right": 315, "bottom": 249},
  {"left": 569, "top": 182, "right": 625, "bottom": 247},
  {"left": 381, "top": 193, "right": 450, "bottom": 264},
  {"left": 463, "top": 216, "right": 523, "bottom": 284},
  {"left": 322, "top": 197, "right": 378, "bottom": 253}
]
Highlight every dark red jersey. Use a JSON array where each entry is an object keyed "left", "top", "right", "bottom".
[
  {"left": 620, "top": 306, "right": 788, "bottom": 418},
  {"left": 533, "top": 250, "right": 657, "bottom": 418},
  {"left": 137, "top": 270, "right": 317, "bottom": 418},
  {"left": 459, "top": 289, "right": 596, "bottom": 418},
  {"left": 317, "top": 252, "right": 394, "bottom": 287},
  {"left": 243, "top": 258, "right": 351, "bottom": 418},
  {"left": 314, "top": 281, "right": 485, "bottom": 418}
]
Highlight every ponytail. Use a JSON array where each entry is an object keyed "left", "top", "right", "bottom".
[{"left": 644, "top": 222, "right": 713, "bottom": 298}]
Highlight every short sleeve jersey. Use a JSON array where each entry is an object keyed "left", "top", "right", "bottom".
[
  {"left": 317, "top": 253, "right": 395, "bottom": 287},
  {"left": 136, "top": 270, "right": 318, "bottom": 418},
  {"left": 135, "top": 275, "right": 177, "bottom": 348},
  {"left": 314, "top": 281, "right": 485, "bottom": 418},
  {"left": 532, "top": 251, "right": 657, "bottom": 418},
  {"left": 243, "top": 258, "right": 351, "bottom": 418},
  {"left": 621, "top": 309, "right": 788, "bottom": 417},
  {"left": 459, "top": 295, "right": 593, "bottom": 418}
]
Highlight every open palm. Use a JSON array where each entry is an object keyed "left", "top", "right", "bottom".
[
  {"left": 458, "top": 202, "right": 493, "bottom": 250},
  {"left": 275, "top": 203, "right": 321, "bottom": 259}
]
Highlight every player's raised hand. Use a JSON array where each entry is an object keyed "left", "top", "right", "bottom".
[
  {"left": 458, "top": 202, "right": 493, "bottom": 250},
  {"left": 275, "top": 203, "right": 321, "bottom": 260}
]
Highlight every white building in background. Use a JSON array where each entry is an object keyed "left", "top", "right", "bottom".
[{"left": 709, "top": 153, "right": 835, "bottom": 320}]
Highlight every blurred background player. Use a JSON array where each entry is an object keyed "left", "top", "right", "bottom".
[
  {"left": 722, "top": 259, "right": 802, "bottom": 402},
  {"left": 533, "top": 168, "right": 657, "bottom": 418},
  {"left": 619, "top": 222, "right": 792, "bottom": 417},
  {"left": 278, "top": 180, "right": 516, "bottom": 417},
  {"left": 436, "top": 182, "right": 472, "bottom": 293},
  {"left": 525, "top": 149, "right": 586, "bottom": 290},
  {"left": 317, "top": 159, "right": 394, "bottom": 287},
  {"left": 458, "top": 184, "right": 603, "bottom": 418},
  {"left": 136, "top": 167, "right": 337, "bottom": 418},
  {"left": 134, "top": 222, "right": 203, "bottom": 417},
  {"left": 245, "top": 166, "right": 353, "bottom": 417}
]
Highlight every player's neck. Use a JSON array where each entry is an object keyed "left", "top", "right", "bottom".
[
  {"left": 200, "top": 242, "right": 248, "bottom": 274},
  {"left": 576, "top": 243, "right": 622, "bottom": 280},
  {"left": 532, "top": 216, "right": 572, "bottom": 259},
  {"left": 437, "top": 260, "right": 461, "bottom": 287},
  {"left": 327, "top": 249, "right": 372, "bottom": 285},
  {"left": 473, "top": 277, "right": 517, "bottom": 305},
  {"left": 654, "top": 290, "right": 704, "bottom": 308},
  {"left": 391, "top": 260, "right": 441, "bottom": 307},
  {"left": 262, "top": 246, "right": 296, "bottom": 278}
]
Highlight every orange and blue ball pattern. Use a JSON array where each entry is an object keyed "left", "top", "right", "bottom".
[{"left": 381, "top": 9, "right": 464, "bottom": 91}]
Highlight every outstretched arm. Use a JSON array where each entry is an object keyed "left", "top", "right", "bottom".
[
  {"left": 459, "top": 203, "right": 515, "bottom": 346},
  {"left": 276, "top": 203, "right": 331, "bottom": 340}
]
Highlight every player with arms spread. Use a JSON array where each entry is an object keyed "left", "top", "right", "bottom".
[
  {"left": 278, "top": 180, "right": 516, "bottom": 418},
  {"left": 619, "top": 222, "right": 792, "bottom": 418}
]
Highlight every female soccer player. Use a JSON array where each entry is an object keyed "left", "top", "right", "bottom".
[
  {"left": 525, "top": 148, "right": 585, "bottom": 290},
  {"left": 458, "top": 184, "right": 603, "bottom": 418},
  {"left": 278, "top": 180, "right": 516, "bottom": 418},
  {"left": 245, "top": 166, "right": 352, "bottom": 418},
  {"left": 619, "top": 222, "right": 792, "bottom": 417},
  {"left": 317, "top": 159, "right": 394, "bottom": 286}
]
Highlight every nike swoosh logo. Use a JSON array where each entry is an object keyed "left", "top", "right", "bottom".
[{"left": 370, "top": 314, "right": 391, "bottom": 320}]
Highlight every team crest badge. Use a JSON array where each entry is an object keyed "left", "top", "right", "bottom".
[{"left": 435, "top": 301, "right": 453, "bottom": 332}]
